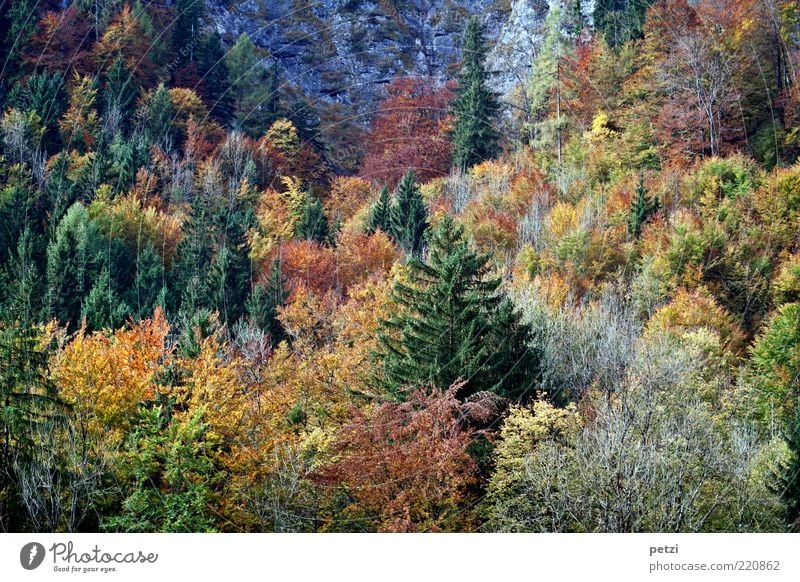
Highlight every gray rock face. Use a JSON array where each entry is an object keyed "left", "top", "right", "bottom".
[{"left": 207, "top": 0, "right": 568, "bottom": 116}]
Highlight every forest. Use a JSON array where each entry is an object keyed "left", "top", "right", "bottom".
[{"left": 0, "top": 0, "right": 799, "bottom": 533}]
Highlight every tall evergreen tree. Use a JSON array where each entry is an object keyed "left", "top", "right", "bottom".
[
  {"left": 451, "top": 16, "right": 501, "bottom": 171},
  {"left": 367, "top": 186, "right": 392, "bottom": 235},
  {"left": 246, "top": 257, "right": 287, "bottom": 346},
  {"left": 172, "top": 0, "right": 205, "bottom": 65},
  {"left": 378, "top": 214, "right": 540, "bottom": 401},
  {"left": 198, "top": 32, "right": 233, "bottom": 123},
  {"left": 295, "top": 192, "right": 329, "bottom": 243},
  {"left": 527, "top": 6, "right": 570, "bottom": 165},
  {"left": 627, "top": 174, "right": 659, "bottom": 237},
  {"left": 45, "top": 203, "right": 104, "bottom": 330},
  {"left": 594, "top": 0, "right": 655, "bottom": 47},
  {"left": 390, "top": 171, "right": 428, "bottom": 258},
  {"left": 227, "top": 34, "right": 281, "bottom": 138}
]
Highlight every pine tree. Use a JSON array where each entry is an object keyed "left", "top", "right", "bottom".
[
  {"left": 367, "top": 186, "right": 392, "bottom": 235},
  {"left": 451, "top": 16, "right": 501, "bottom": 171},
  {"left": 527, "top": 6, "right": 570, "bottom": 166},
  {"left": 128, "top": 242, "right": 166, "bottom": 320},
  {"left": 227, "top": 34, "right": 281, "bottom": 138},
  {"left": 198, "top": 32, "right": 233, "bottom": 123},
  {"left": 390, "top": 171, "right": 428, "bottom": 258},
  {"left": 172, "top": 0, "right": 205, "bottom": 65},
  {"left": 45, "top": 203, "right": 104, "bottom": 330},
  {"left": 1, "top": 226, "right": 43, "bottom": 327},
  {"left": 143, "top": 83, "right": 176, "bottom": 151},
  {"left": 627, "top": 174, "right": 659, "bottom": 237},
  {"left": 594, "top": 0, "right": 655, "bottom": 47},
  {"left": 295, "top": 192, "right": 329, "bottom": 243},
  {"left": 246, "top": 257, "right": 287, "bottom": 345},
  {"left": 378, "top": 214, "right": 539, "bottom": 401},
  {"left": 103, "top": 58, "right": 137, "bottom": 117},
  {"left": 81, "top": 266, "right": 130, "bottom": 331},
  {"left": 0, "top": 321, "right": 67, "bottom": 531}
]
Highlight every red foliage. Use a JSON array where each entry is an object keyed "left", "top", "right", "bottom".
[
  {"left": 359, "top": 76, "right": 454, "bottom": 188},
  {"left": 26, "top": 7, "right": 95, "bottom": 76},
  {"left": 313, "top": 385, "right": 482, "bottom": 532}
]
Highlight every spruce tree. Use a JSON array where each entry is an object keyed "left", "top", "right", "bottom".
[
  {"left": 627, "top": 174, "right": 659, "bottom": 237},
  {"left": 367, "top": 186, "right": 392, "bottom": 235},
  {"left": 390, "top": 171, "right": 428, "bottom": 258},
  {"left": 451, "top": 16, "right": 501, "bottom": 171},
  {"left": 246, "top": 257, "right": 287, "bottom": 345},
  {"left": 295, "top": 192, "right": 329, "bottom": 243},
  {"left": 172, "top": 0, "right": 205, "bottom": 65},
  {"left": 378, "top": 214, "right": 539, "bottom": 401},
  {"left": 45, "top": 203, "right": 104, "bottom": 330},
  {"left": 594, "top": 0, "right": 655, "bottom": 47},
  {"left": 227, "top": 34, "right": 281, "bottom": 138},
  {"left": 198, "top": 32, "right": 233, "bottom": 123}
]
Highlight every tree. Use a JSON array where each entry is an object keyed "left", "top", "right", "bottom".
[
  {"left": 0, "top": 323, "right": 66, "bottom": 531},
  {"left": 172, "top": 0, "right": 205, "bottom": 66},
  {"left": 594, "top": 0, "right": 655, "bottom": 47},
  {"left": 104, "top": 405, "right": 219, "bottom": 533},
  {"left": 45, "top": 203, "right": 104, "bottom": 330},
  {"left": 359, "top": 76, "right": 454, "bottom": 187},
  {"left": 312, "top": 385, "right": 482, "bottom": 532},
  {"left": 451, "top": 16, "right": 501, "bottom": 171},
  {"left": 628, "top": 174, "right": 659, "bottom": 237},
  {"left": 526, "top": 6, "right": 570, "bottom": 166},
  {"left": 295, "top": 192, "right": 329, "bottom": 243},
  {"left": 227, "top": 33, "right": 281, "bottom": 138},
  {"left": 379, "top": 214, "right": 539, "bottom": 401},
  {"left": 366, "top": 186, "right": 391, "bottom": 235},
  {"left": 390, "top": 170, "right": 428, "bottom": 258},
  {"left": 246, "top": 257, "right": 287, "bottom": 345},
  {"left": 197, "top": 32, "right": 232, "bottom": 123}
]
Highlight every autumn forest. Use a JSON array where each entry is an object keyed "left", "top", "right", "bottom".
[{"left": 0, "top": 0, "right": 799, "bottom": 533}]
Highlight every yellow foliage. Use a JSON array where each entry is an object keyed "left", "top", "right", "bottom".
[{"left": 52, "top": 308, "right": 171, "bottom": 442}]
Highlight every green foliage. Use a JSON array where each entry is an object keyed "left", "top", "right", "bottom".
[
  {"left": 45, "top": 203, "right": 105, "bottom": 330},
  {"left": 295, "top": 192, "right": 329, "bottom": 243},
  {"left": 227, "top": 33, "right": 281, "bottom": 138},
  {"left": 749, "top": 303, "right": 800, "bottom": 428},
  {"left": 142, "top": 84, "right": 176, "bottom": 150},
  {"left": 103, "top": 405, "right": 219, "bottom": 533},
  {"left": 172, "top": 0, "right": 205, "bottom": 66},
  {"left": 367, "top": 186, "right": 392, "bottom": 235},
  {"left": 628, "top": 174, "right": 659, "bottom": 237},
  {"left": 594, "top": 0, "right": 655, "bottom": 47},
  {"left": 451, "top": 16, "right": 500, "bottom": 171},
  {"left": 246, "top": 257, "right": 287, "bottom": 345},
  {"left": 379, "top": 214, "right": 540, "bottom": 401},
  {"left": 390, "top": 170, "right": 428, "bottom": 257}
]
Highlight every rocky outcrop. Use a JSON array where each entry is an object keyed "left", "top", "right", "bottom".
[{"left": 206, "top": 0, "right": 583, "bottom": 116}]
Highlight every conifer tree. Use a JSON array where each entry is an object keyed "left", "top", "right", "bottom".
[
  {"left": 81, "top": 267, "right": 130, "bottom": 331},
  {"left": 367, "top": 186, "right": 392, "bottom": 235},
  {"left": 390, "top": 171, "right": 428, "bottom": 258},
  {"left": 172, "top": 0, "right": 205, "bottom": 65},
  {"left": 198, "top": 32, "right": 233, "bottom": 123},
  {"left": 227, "top": 34, "right": 281, "bottom": 138},
  {"left": 295, "top": 192, "right": 329, "bottom": 243},
  {"left": 451, "top": 16, "right": 500, "bottom": 171},
  {"left": 379, "top": 214, "right": 539, "bottom": 401},
  {"left": 45, "top": 203, "right": 104, "bottom": 330},
  {"left": 246, "top": 257, "right": 287, "bottom": 345},
  {"left": 627, "top": 174, "right": 659, "bottom": 237},
  {"left": 594, "top": 0, "right": 655, "bottom": 47}
]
